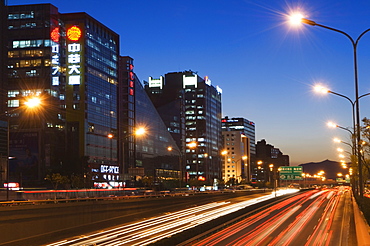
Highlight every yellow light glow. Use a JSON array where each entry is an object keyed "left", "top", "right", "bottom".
[
  {"left": 24, "top": 97, "right": 41, "bottom": 108},
  {"left": 242, "top": 156, "right": 248, "bottom": 160},
  {"left": 188, "top": 141, "right": 197, "bottom": 149},
  {"left": 327, "top": 122, "right": 337, "bottom": 128},
  {"left": 333, "top": 138, "right": 341, "bottom": 143},
  {"left": 107, "top": 133, "right": 113, "bottom": 139},
  {"left": 314, "top": 85, "right": 329, "bottom": 94},
  {"left": 167, "top": 146, "right": 173, "bottom": 151},
  {"left": 135, "top": 127, "right": 146, "bottom": 136},
  {"left": 221, "top": 150, "right": 227, "bottom": 156},
  {"left": 289, "top": 13, "right": 304, "bottom": 25}
]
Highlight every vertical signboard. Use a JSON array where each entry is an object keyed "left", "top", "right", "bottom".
[
  {"left": 50, "top": 27, "right": 61, "bottom": 86},
  {"left": 66, "top": 26, "right": 83, "bottom": 85}
]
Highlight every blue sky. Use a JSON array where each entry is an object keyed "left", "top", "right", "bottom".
[{"left": 9, "top": 0, "right": 370, "bottom": 165}]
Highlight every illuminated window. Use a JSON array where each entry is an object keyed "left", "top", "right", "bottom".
[
  {"left": 8, "top": 100, "right": 19, "bottom": 107},
  {"left": 8, "top": 90, "right": 19, "bottom": 98}
]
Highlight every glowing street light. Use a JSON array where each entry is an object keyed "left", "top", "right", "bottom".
[
  {"left": 290, "top": 12, "right": 370, "bottom": 198},
  {"left": 6, "top": 96, "right": 43, "bottom": 200},
  {"left": 333, "top": 137, "right": 351, "bottom": 147},
  {"left": 289, "top": 13, "right": 305, "bottom": 26},
  {"left": 135, "top": 127, "right": 146, "bottom": 136},
  {"left": 24, "top": 97, "right": 42, "bottom": 108},
  {"left": 167, "top": 146, "right": 184, "bottom": 187},
  {"left": 188, "top": 141, "right": 197, "bottom": 149}
]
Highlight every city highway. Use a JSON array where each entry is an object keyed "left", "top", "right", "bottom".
[
  {"left": 45, "top": 189, "right": 298, "bottom": 246},
  {"left": 190, "top": 186, "right": 354, "bottom": 246}
]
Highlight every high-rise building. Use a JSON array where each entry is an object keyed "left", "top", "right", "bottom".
[
  {"left": 0, "top": 0, "right": 7, "bottom": 184},
  {"left": 221, "top": 116, "right": 256, "bottom": 155},
  {"left": 145, "top": 70, "right": 223, "bottom": 184},
  {"left": 221, "top": 131, "right": 250, "bottom": 183},
  {"left": 4, "top": 3, "right": 184, "bottom": 189},
  {"left": 7, "top": 4, "right": 67, "bottom": 185},
  {"left": 254, "top": 139, "right": 289, "bottom": 183},
  {"left": 119, "top": 56, "right": 180, "bottom": 188},
  {"left": 221, "top": 116, "right": 255, "bottom": 183},
  {"left": 61, "top": 12, "right": 120, "bottom": 186},
  {"left": 6, "top": 4, "right": 120, "bottom": 186}
]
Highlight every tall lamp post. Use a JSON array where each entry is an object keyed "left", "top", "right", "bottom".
[
  {"left": 316, "top": 86, "right": 370, "bottom": 157},
  {"left": 6, "top": 96, "right": 42, "bottom": 201},
  {"left": 292, "top": 15, "right": 370, "bottom": 199},
  {"left": 167, "top": 146, "right": 183, "bottom": 188},
  {"left": 122, "top": 127, "right": 146, "bottom": 185}
]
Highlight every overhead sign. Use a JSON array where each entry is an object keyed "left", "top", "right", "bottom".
[{"left": 279, "top": 166, "right": 303, "bottom": 180}]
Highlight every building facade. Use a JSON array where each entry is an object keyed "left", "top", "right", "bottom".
[
  {"left": 7, "top": 4, "right": 67, "bottom": 185},
  {"left": 6, "top": 4, "right": 120, "bottom": 187},
  {"left": 61, "top": 12, "right": 120, "bottom": 187},
  {"left": 0, "top": 0, "right": 7, "bottom": 184},
  {"left": 145, "top": 71, "right": 223, "bottom": 185},
  {"left": 253, "top": 139, "right": 289, "bottom": 184},
  {"left": 222, "top": 131, "right": 249, "bottom": 184},
  {"left": 221, "top": 116, "right": 256, "bottom": 155}
]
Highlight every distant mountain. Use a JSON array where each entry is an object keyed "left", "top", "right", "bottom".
[{"left": 298, "top": 159, "right": 347, "bottom": 180}]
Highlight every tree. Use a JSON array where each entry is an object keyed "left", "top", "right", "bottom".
[
  {"left": 359, "top": 118, "right": 370, "bottom": 190},
  {"left": 45, "top": 173, "right": 69, "bottom": 190}
]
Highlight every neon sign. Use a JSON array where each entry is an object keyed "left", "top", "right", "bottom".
[
  {"left": 66, "top": 26, "right": 82, "bottom": 85},
  {"left": 67, "top": 26, "right": 82, "bottom": 41},
  {"left": 101, "top": 165, "right": 119, "bottom": 174},
  {"left": 50, "top": 27, "right": 60, "bottom": 85}
]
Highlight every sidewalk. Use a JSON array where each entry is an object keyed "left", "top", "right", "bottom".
[{"left": 352, "top": 194, "right": 370, "bottom": 246}]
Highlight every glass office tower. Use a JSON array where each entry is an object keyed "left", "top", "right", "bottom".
[
  {"left": 61, "top": 12, "right": 119, "bottom": 187},
  {"left": 7, "top": 4, "right": 66, "bottom": 185},
  {"left": 7, "top": 4, "right": 119, "bottom": 187},
  {"left": 119, "top": 57, "right": 180, "bottom": 188},
  {"left": 145, "top": 71, "right": 223, "bottom": 185}
]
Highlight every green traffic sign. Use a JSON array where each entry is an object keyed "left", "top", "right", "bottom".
[{"left": 279, "top": 166, "right": 303, "bottom": 180}]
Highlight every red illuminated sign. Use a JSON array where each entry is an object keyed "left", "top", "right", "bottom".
[
  {"left": 198, "top": 176, "right": 206, "bottom": 181},
  {"left": 50, "top": 27, "right": 60, "bottom": 42},
  {"left": 67, "top": 26, "right": 82, "bottom": 41}
]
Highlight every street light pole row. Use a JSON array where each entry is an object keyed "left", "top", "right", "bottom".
[{"left": 291, "top": 13, "right": 369, "bottom": 199}]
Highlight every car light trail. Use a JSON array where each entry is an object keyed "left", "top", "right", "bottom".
[{"left": 47, "top": 190, "right": 299, "bottom": 246}]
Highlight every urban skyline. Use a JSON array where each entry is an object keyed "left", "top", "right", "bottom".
[{"left": 9, "top": 0, "right": 370, "bottom": 165}]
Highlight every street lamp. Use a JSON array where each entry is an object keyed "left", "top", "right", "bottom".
[
  {"left": 123, "top": 126, "right": 146, "bottom": 185},
  {"left": 293, "top": 14, "right": 369, "bottom": 199},
  {"left": 187, "top": 141, "right": 198, "bottom": 181},
  {"left": 6, "top": 96, "right": 43, "bottom": 200},
  {"left": 167, "top": 146, "right": 183, "bottom": 188}
]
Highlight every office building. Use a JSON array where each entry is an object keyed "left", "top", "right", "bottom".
[
  {"left": 145, "top": 71, "right": 223, "bottom": 184},
  {"left": 4, "top": 3, "right": 181, "bottom": 189},
  {"left": 0, "top": 0, "right": 7, "bottom": 184},
  {"left": 222, "top": 131, "right": 249, "bottom": 184},
  {"left": 221, "top": 116, "right": 256, "bottom": 155},
  {"left": 254, "top": 139, "right": 289, "bottom": 183},
  {"left": 119, "top": 56, "right": 179, "bottom": 188},
  {"left": 6, "top": 4, "right": 120, "bottom": 187}
]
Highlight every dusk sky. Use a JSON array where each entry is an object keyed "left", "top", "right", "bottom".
[{"left": 10, "top": 0, "right": 370, "bottom": 165}]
